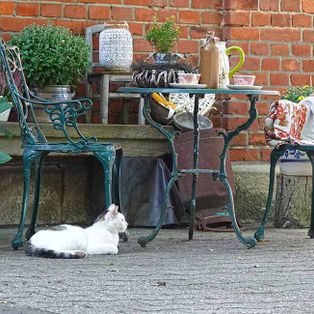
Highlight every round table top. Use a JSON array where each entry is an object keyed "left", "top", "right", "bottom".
[{"left": 118, "top": 87, "right": 281, "bottom": 96}]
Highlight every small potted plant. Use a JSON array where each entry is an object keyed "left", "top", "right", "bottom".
[
  {"left": 281, "top": 85, "right": 314, "bottom": 103},
  {"left": 9, "top": 24, "right": 90, "bottom": 100},
  {"left": 145, "top": 16, "right": 180, "bottom": 64}
]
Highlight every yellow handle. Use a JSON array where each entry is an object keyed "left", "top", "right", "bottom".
[{"left": 225, "top": 46, "right": 245, "bottom": 79}]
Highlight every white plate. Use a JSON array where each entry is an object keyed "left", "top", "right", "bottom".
[
  {"left": 169, "top": 83, "right": 207, "bottom": 89},
  {"left": 227, "top": 85, "right": 263, "bottom": 90}
]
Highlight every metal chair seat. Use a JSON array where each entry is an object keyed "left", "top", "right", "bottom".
[{"left": 0, "top": 40, "right": 120, "bottom": 250}]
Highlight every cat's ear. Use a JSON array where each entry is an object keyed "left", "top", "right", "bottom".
[{"left": 108, "top": 204, "right": 119, "bottom": 216}]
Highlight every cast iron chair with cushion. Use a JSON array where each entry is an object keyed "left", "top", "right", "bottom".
[{"left": 0, "top": 40, "right": 120, "bottom": 250}]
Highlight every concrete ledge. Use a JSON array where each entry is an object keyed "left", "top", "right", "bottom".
[{"left": 0, "top": 122, "right": 169, "bottom": 157}]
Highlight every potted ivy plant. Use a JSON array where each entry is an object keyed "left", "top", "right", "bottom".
[
  {"left": 9, "top": 24, "right": 90, "bottom": 101},
  {"left": 145, "top": 16, "right": 180, "bottom": 64}
]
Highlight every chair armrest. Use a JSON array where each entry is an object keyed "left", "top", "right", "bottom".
[{"left": 15, "top": 91, "right": 96, "bottom": 147}]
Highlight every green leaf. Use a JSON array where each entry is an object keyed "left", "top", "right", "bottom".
[
  {"left": 0, "top": 151, "right": 12, "bottom": 165},
  {"left": 0, "top": 97, "right": 12, "bottom": 114}
]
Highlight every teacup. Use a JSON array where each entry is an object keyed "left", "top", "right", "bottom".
[
  {"left": 233, "top": 74, "right": 256, "bottom": 86},
  {"left": 178, "top": 73, "right": 201, "bottom": 85}
]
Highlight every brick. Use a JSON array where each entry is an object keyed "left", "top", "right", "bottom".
[
  {"left": 303, "top": 30, "right": 314, "bottom": 42},
  {"left": 259, "top": 0, "right": 279, "bottom": 11},
  {"left": 229, "top": 149, "right": 260, "bottom": 162},
  {"left": 179, "top": 10, "right": 200, "bottom": 24},
  {"left": 41, "top": 4, "right": 62, "bottom": 17},
  {"left": 222, "top": 117, "right": 248, "bottom": 130},
  {"left": 111, "top": 7, "right": 133, "bottom": 20},
  {"left": 0, "top": 2, "right": 14, "bottom": 15},
  {"left": 128, "top": 23, "right": 143, "bottom": 36},
  {"left": 54, "top": 20, "right": 88, "bottom": 34},
  {"left": 303, "top": 60, "right": 314, "bottom": 72},
  {"left": 16, "top": 3, "right": 39, "bottom": 16},
  {"left": 124, "top": 0, "right": 153, "bottom": 5},
  {"left": 290, "top": 74, "right": 311, "bottom": 86},
  {"left": 270, "top": 44, "right": 289, "bottom": 56},
  {"left": 254, "top": 73, "right": 269, "bottom": 86},
  {"left": 271, "top": 13, "right": 291, "bottom": 27},
  {"left": 256, "top": 102, "right": 271, "bottom": 115},
  {"left": 302, "top": 0, "right": 314, "bottom": 13},
  {"left": 0, "top": 17, "right": 45, "bottom": 32},
  {"left": 190, "top": 26, "right": 211, "bottom": 39},
  {"left": 224, "top": 11, "right": 250, "bottom": 26},
  {"left": 261, "top": 29, "right": 300, "bottom": 41},
  {"left": 133, "top": 38, "right": 152, "bottom": 52},
  {"left": 270, "top": 73, "right": 289, "bottom": 86},
  {"left": 223, "top": 101, "right": 249, "bottom": 115},
  {"left": 202, "top": 12, "right": 222, "bottom": 25},
  {"left": 260, "top": 148, "right": 271, "bottom": 161},
  {"left": 228, "top": 41, "right": 249, "bottom": 54},
  {"left": 177, "top": 40, "right": 198, "bottom": 53},
  {"left": 225, "top": 0, "right": 258, "bottom": 10},
  {"left": 249, "top": 132, "right": 266, "bottom": 145},
  {"left": 89, "top": 6, "right": 110, "bottom": 20},
  {"left": 169, "top": 0, "right": 190, "bottom": 7},
  {"left": 281, "top": 0, "right": 300, "bottom": 11},
  {"left": 261, "top": 58, "right": 280, "bottom": 71},
  {"left": 230, "top": 133, "right": 248, "bottom": 147},
  {"left": 177, "top": 25, "right": 188, "bottom": 39},
  {"left": 251, "top": 43, "right": 269, "bottom": 55},
  {"left": 282, "top": 59, "right": 300, "bottom": 72},
  {"left": 292, "top": 14, "right": 312, "bottom": 27},
  {"left": 240, "top": 57, "right": 260, "bottom": 72},
  {"left": 64, "top": 5, "right": 86, "bottom": 19},
  {"left": 252, "top": 12, "right": 271, "bottom": 26},
  {"left": 156, "top": 9, "right": 177, "bottom": 22},
  {"left": 135, "top": 8, "right": 155, "bottom": 21},
  {"left": 192, "top": 0, "right": 222, "bottom": 9},
  {"left": 292, "top": 44, "right": 311, "bottom": 57},
  {"left": 228, "top": 27, "right": 260, "bottom": 40}
]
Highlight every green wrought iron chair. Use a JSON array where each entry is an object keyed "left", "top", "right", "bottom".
[{"left": 0, "top": 40, "right": 120, "bottom": 250}]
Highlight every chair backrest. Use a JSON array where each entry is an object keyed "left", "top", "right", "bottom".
[
  {"left": 85, "top": 24, "right": 105, "bottom": 71},
  {"left": 0, "top": 39, "right": 46, "bottom": 145}
]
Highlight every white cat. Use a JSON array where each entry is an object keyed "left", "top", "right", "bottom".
[{"left": 26, "top": 204, "right": 128, "bottom": 259}]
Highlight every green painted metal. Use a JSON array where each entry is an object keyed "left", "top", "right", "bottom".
[
  {"left": 0, "top": 40, "right": 118, "bottom": 249},
  {"left": 254, "top": 144, "right": 314, "bottom": 242},
  {"left": 119, "top": 87, "right": 279, "bottom": 248}
]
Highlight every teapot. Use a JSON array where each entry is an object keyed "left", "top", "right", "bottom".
[{"left": 218, "top": 41, "right": 245, "bottom": 88}]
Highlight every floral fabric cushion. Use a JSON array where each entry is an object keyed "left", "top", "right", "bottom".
[{"left": 265, "top": 96, "right": 314, "bottom": 147}]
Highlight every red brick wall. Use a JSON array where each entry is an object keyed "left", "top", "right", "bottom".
[{"left": 0, "top": 0, "right": 313, "bottom": 161}]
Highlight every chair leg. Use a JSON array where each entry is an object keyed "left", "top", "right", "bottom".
[
  {"left": 254, "top": 148, "right": 284, "bottom": 241},
  {"left": 94, "top": 147, "right": 116, "bottom": 210},
  {"left": 26, "top": 152, "right": 47, "bottom": 241},
  {"left": 306, "top": 152, "right": 314, "bottom": 238},
  {"left": 12, "top": 150, "right": 38, "bottom": 250}
]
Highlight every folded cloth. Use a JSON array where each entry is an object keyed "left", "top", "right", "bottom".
[{"left": 265, "top": 96, "right": 314, "bottom": 147}]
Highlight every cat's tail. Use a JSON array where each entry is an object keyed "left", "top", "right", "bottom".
[{"left": 25, "top": 242, "right": 87, "bottom": 259}]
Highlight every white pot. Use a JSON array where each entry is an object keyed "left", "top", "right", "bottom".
[{"left": 279, "top": 148, "right": 312, "bottom": 176}]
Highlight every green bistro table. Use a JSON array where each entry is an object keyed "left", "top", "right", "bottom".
[{"left": 118, "top": 87, "right": 280, "bottom": 248}]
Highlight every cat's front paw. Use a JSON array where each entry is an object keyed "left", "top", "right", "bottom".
[{"left": 119, "top": 231, "right": 129, "bottom": 242}]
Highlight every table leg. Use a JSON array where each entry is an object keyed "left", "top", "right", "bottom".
[
  {"left": 137, "top": 94, "right": 180, "bottom": 247},
  {"left": 189, "top": 96, "right": 200, "bottom": 240},
  {"left": 218, "top": 94, "right": 259, "bottom": 248}
]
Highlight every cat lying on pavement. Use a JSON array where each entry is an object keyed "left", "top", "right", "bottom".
[{"left": 25, "top": 204, "right": 128, "bottom": 259}]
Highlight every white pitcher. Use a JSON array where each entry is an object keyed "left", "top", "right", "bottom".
[{"left": 217, "top": 41, "right": 245, "bottom": 88}]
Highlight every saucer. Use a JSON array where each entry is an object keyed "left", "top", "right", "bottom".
[
  {"left": 227, "top": 85, "right": 263, "bottom": 90},
  {"left": 169, "top": 83, "right": 207, "bottom": 89}
]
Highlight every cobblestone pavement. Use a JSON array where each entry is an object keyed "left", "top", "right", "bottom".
[{"left": 1, "top": 227, "right": 314, "bottom": 314}]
